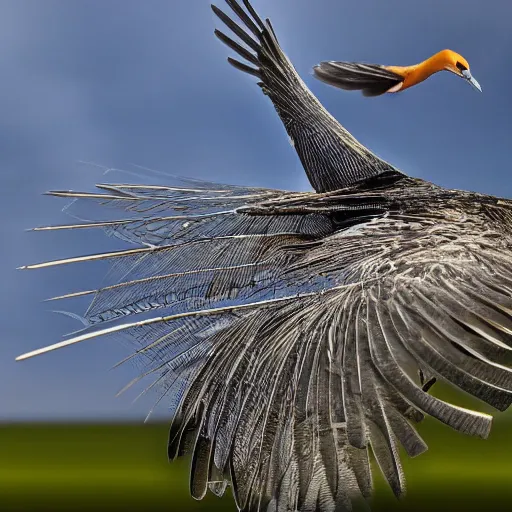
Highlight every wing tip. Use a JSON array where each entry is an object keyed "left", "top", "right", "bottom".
[{"left": 16, "top": 348, "right": 49, "bottom": 362}]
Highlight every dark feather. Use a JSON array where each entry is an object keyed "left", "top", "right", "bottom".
[
  {"left": 313, "top": 61, "right": 404, "bottom": 97},
  {"left": 210, "top": 1, "right": 404, "bottom": 193},
  {"left": 18, "top": 1, "right": 512, "bottom": 512}
]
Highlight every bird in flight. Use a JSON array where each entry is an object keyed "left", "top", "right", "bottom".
[
  {"left": 313, "top": 49, "right": 482, "bottom": 96},
  {"left": 18, "top": 1, "right": 511, "bottom": 511}
]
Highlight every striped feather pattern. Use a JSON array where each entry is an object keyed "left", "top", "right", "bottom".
[
  {"left": 19, "top": 173, "right": 512, "bottom": 511},
  {"left": 211, "top": 1, "right": 404, "bottom": 193},
  {"left": 17, "top": 2, "right": 512, "bottom": 512}
]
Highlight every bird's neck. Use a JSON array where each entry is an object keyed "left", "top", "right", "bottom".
[
  {"left": 419, "top": 51, "right": 452, "bottom": 75},
  {"left": 406, "top": 52, "right": 450, "bottom": 86}
]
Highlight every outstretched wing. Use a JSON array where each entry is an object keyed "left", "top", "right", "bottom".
[
  {"left": 18, "top": 173, "right": 512, "bottom": 511},
  {"left": 17, "top": 1, "right": 512, "bottom": 511},
  {"left": 211, "top": 0, "right": 404, "bottom": 193},
  {"left": 313, "top": 61, "right": 404, "bottom": 97}
]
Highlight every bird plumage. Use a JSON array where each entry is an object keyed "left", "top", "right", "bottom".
[
  {"left": 314, "top": 49, "right": 479, "bottom": 96},
  {"left": 18, "top": 1, "right": 512, "bottom": 511},
  {"left": 313, "top": 61, "right": 405, "bottom": 97},
  {"left": 211, "top": 2, "right": 403, "bottom": 193}
]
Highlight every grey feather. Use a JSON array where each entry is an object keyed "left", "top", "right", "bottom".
[
  {"left": 18, "top": 1, "right": 512, "bottom": 512},
  {"left": 313, "top": 62, "right": 403, "bottom": 97}
]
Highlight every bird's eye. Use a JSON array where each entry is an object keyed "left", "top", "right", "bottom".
[{"left": 456, "top": 61, "right": 467, "bottom": 71}]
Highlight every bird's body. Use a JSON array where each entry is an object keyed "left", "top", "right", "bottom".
[
  {"left": 314, "top": 49, "right": 481, "bottom": 96},
  {"left": 18, "top": 1, "right": 511, "bottom": 512}
]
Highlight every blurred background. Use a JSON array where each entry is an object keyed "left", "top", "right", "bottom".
[{"left": 2, "top": 0, "right": 512, "bottom": 510}]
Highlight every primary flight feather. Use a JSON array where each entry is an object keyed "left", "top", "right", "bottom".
[{"left": 18, "top": 1, "right": 511, "bottom": 511}]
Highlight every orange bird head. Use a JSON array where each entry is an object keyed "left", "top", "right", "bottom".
[{"left": 431, "top": 49, "right": 482, "bottom": 92}]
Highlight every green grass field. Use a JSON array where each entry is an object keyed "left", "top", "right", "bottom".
[{"left": 2, "top": 384, "right": 511, "bottom": 511}]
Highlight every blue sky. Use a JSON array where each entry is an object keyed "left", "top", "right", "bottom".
[{"left": 3, "top": 0, "right": 512, "bottom": 421}]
